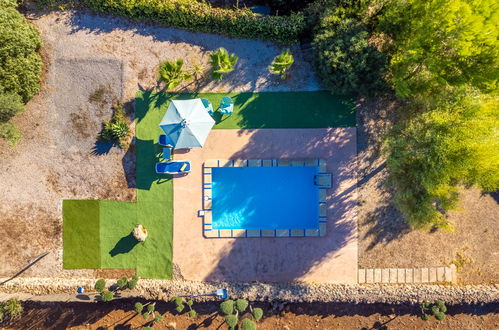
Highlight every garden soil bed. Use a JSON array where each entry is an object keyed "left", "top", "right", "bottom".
[{"left": 4, "top": 300, "right": 498, "bottom": 329}]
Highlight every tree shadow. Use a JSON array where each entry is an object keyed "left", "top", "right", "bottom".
[{"left": 109, "top": 232, "right": 139, "bottom": 257}]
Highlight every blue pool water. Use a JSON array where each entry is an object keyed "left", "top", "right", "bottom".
[{"left": 211, "top": 166, "right": 319, "bottom": 230}]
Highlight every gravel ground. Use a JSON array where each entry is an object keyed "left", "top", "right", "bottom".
[
  {"left": 1, "top": 277, "right": 498, "bottom": 305},
  {"left": 356, "top": 98, "right": 499, "bottom": 284}
]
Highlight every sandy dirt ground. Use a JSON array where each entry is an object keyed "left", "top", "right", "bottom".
[
  {"left": 356, "top": 98, "right": 499, "bottom": 284},
  {"left": 173, "top": 129, "right": 358, "bottom": 283},
  {"left": 0, "top": 10, "right": 319, "bottom": 279},
  {"left": 5, "top": 300, "right": 499, "bottom": 330}
]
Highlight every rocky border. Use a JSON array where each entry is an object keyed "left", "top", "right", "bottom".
[{"left": 0, "top": 277, "right": 497, "bottom": 305}]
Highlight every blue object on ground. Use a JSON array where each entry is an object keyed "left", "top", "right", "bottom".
[
  {"left": 159, "top": 134, "right": 174, "bottom": 147},
  {"left": 77, "top": 287, "right": 84, "bottom": 294},
  {"left": 211, "top": 166, "right": 319, "bottom": 230},
  {"left": 162, "top": 147, "right": 172, "bottom": 160},
  {"left": 201, "top": 98, "right": 214, "bottom": 116},
  {"left": 156, "top": 161, "right": 191, "bottom": 174},
  {"left": 159, "top": 99, "right": 215, "bottom": 148},
  {"left": 219, "top": 96, "right": 234, "bottom": 115}
]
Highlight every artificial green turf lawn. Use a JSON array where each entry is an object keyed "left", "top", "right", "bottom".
[
  {"left": 63, "top": 200, "right": 100, "bottom": 269},
  {"left": 136, "top": 91, "right": 356, "bottom": 128},
  {"left": 62, "top": 92, "right": 173, "bottom": 279}
]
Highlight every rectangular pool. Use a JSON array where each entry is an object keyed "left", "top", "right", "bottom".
[{"left": 212, "top": 166, "right": 319, "bottom": 230}]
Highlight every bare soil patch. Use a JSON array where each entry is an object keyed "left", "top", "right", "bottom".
[
  {"left": 356, "top": 98, "right": 499, "bottom": 284},
  {"left": 4, "top": 300, "right": 498, "bottom": 330}
]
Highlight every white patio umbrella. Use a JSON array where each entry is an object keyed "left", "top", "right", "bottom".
[{"left": 159, "top": 99, "right": 215, "bottom": 148}]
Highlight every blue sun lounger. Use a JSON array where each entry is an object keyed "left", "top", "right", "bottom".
[{"left": 156, "top": 161, "right": 191, "bottom": 175}]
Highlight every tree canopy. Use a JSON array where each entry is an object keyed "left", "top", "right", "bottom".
[{"left": 380, "top": 0, "right": 499, "bottom": 98}]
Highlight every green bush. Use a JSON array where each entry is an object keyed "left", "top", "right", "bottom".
[
  {"left": 220, "top": 300, "right": 234, "bottom": 315},
  {"left": 235, "top": 299, "right": 248, "bottom": 313},
  {"left": 313, "top": 16, "right": 388, "bottom": 96},
  {"left": 0, "top": 1, "right": 42, "bottom": 103},
  {"left": 81, "top": 0, "right": 305, "bottom": 45},
  {"left": 269, "top": 49, "right": 294, "bottom": 80},
  {"left": 209, "top": 48, "right": 238, "bottom": 81},
  {"left": 188, "top": 309, "right": 197, "bottom": 318},
  {"left": 99, "top": 102, "right": 130, "bottom": 148},
  {"left": 134, "top": 302, "right": 144, "bottom": 313},
  {"left": 159, "top": 58, "right": 192, "bottom": 90},
  {"left": 252, "top": 307, "right": 263, "bottom": 321},
  {"left": 0, "top": 122, "right": 21, "bottom": 146},
  {"left": 420, "top": 300, "right": 448, "bottom": 321},
  {"left": 225, "top": 314, "right": 238, "bottom": 329},
  {"left": 116, "top": 277, "right": 128, "bottom": 289},
  {"left": 240, "top": 318, "right": 256, "bottom": 330},
  {"left": 94, "top": 279, "right": 106, "bottom": 292},
  {"left": 0, "top": 92, "right": 24, "bottom": 123},
  {"left": 0, "top": 298, "right": 23, "bottom": 322},
  {"left": 101, "top": 290, "right": 114, "bottom": 302},
  {"left": 128, "top": 275, "right": 139, "bottom": 289}
]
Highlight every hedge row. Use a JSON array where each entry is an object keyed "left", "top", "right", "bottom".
[{"left": 82, "top": 0, "right": 306, "bottom": 45}]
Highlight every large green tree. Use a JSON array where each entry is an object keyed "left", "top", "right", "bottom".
[
  {"left": 385, "top": 88, "right": 499, "bottom": 229},
  {"left": 380, "top": 0, "right": 498, "bottom": 98}
]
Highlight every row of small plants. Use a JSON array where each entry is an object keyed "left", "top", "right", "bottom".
[{"left": 159, "top": 48, "right": 295, "bottom": 90}]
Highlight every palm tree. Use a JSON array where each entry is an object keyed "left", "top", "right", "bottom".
[
  {"left": 269, "top": 49, "right": 294, "bottom": 80},
  {"left": 209, "top": 48, "right": 238, "bottom": 81},
  {"left": 158, "top": 58, "right": 192, "bottom": 90}
]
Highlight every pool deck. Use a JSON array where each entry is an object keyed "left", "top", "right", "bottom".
[{"left": 173, "top": 128, "right": 358, "bottom": 283}]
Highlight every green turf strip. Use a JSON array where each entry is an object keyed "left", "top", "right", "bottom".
[
  {"left": 62, "top": 200, "right": 101, "bottom": 269},
  {"left": 136, "top": 91, "right": 356, "bottom": 128}
]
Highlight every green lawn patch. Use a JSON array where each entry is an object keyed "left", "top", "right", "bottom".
[
  {"left": 136, "top": 91, "right": 356, "bottom": 128},
  {"left": 63, "top": 200, "right": 100, "bottom": 269}
]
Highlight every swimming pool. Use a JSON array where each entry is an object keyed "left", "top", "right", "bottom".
[{"left": 202, "top": 159, "right": 330, "bottom": 238}]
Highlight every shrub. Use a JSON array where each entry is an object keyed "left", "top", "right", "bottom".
[
  {"left": 313, "top": 16, "right": 388, "bottom": 96},
  {"left": 81, "top": 0, "right": 305, "bottom": 45},
  {"left": 188, "top": 309, "right": 197, "bottom": 318},
  {"left": 158, "top": 58, "right": 192, "bottom": 90},
  {"left": 128, "top": 275, "right": 139, "bottom": 289},
  {"left": 220, "top": 300, "right": 234, "bottom": 315},
  {"left": 0, "top": 122, "right": 21, "bottom": 147},
  {"left": 0, "top": 298, "right": 23, "bottom": 322},
  {"left": 225, "top": 314, "right": 238, "bottom": 329},
  {"left": 99, "top": 101, "right": 130, "bottom": 148},
  {"left": 0, "top": 1, "right": 42, "bottom": 103},
  {"left": 134, "top": 302, "right": 144, "bottom": 314},
  {"left": 209, "top": 48, "right": 238, "bottom": 81},
  {"left": 101, "top": 290, "right": 114, "bottom": 302},
  {"left": 241, "top": 318, "right": 256, "bottom": 330},
  {"left": 252, "top": 307, "right": 263, "bottom": 321},
  {"left": 420, "top": 300, "right": 448, "bottom": 321},
  {"left": 116, "top": 277, "right": 128, "bottom": 289},
  {"left": 235, "top": 299, "right": 248, "bottom": 313},
  {"left": 94, "top": 279, "right": 106, "bottom": 292},
  {"left": 0, "top": 92, "right": 24, "bottom": 123},
  {"left": 170, "top": 296, "right": 196, "bottom": 317},
  {"left": 269, "top": 49, "right": 294, "bottom": 80}
]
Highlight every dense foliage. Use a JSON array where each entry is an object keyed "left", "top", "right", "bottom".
[
  {"left": 311, "top": 0, "right": 388, "bottom": 96},
  {"left": 0, "top": 298, "right": 23, "bottom": 323},
  {"left": 99, "top": 101, "right": 130, "bottom": 148},
  {"left": 379, "top": 0, "right": 499, "bottom": 98},
  {"left": 0, "top": 0, "right": 42, "bottom": 103},
  {"left": 421, "top": 300, "right": 447, "bottom": 321},
  {"left": 0, "top": 92, "right": 24, "bottom": 123},
  {"left": 385, "top": 88, "right": 499, "bottom": 229},
  {"left": 82, "top": 0, "right": 305, "bottom": 45}
]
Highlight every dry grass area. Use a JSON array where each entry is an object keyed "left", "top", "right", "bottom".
[{"left": 356, "top": 98, "right": 499, "bottom": 284}]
